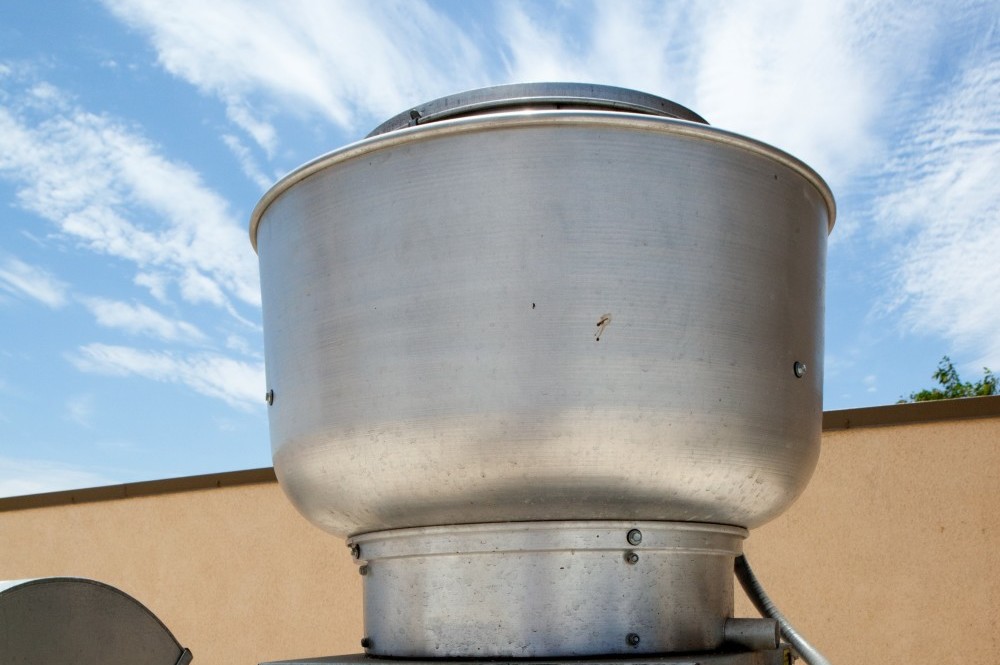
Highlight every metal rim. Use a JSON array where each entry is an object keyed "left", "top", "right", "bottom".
[
  {"left": 249, "top": 110, "right": 837, "bottom": 251},
  {"left": 366, "top": 82, "right": 709, "bottom": 137},
  {"left": 349, "top": 520, "right": 748, "bottom": 559}
]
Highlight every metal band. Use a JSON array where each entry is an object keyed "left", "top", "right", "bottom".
[{"left": 349, "top": 521, "right": 747, "bottom": 658}]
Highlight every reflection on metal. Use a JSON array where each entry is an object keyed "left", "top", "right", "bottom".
[
  {"left": 250, "top": 82, "right": 837, "bottom": 664},
  {"left": 251, "top": 88, "right": 835, "bottom": 540},
  {"left": 0, "top": 577, "right": 192, "bottom": 665},
  {"left": 350, "top": 521, "right": 746, "bottom": 658}
]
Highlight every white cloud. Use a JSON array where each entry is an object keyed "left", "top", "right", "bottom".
[
  {"left": 0, "top": 87, "right": 260, "bottom": 314},
  {"left": 102, "top": 0, "right": 488, "bottom": 148},
  {"left": 693, "top": 1, "right": 896, "bottom": 184},
  {"left": 224, "top": 101, "right": 278, "bottom": 158},
  {"left": 498, "top": 1, "right": 700, "bottom": 97},
  {"left": 100, "top": 0, "right": 969, "bottom": 198},
  {"left": 873, "top": 48, "right": 1000, "bottom": 369},
  {"left": 0, "top": 255, "right": 69, "bottom": 308},
  {"left": 221, "top": 134, "right": 272, "bottom": 190},
  {"left": 134, "top": 271, "right": 170, "bottom": 302},
  {"left": 66, "top": 393, "right": 97, "bottom": 427},
  {"left": 224, "top": 333, "right": 261, "bottom": 358},
  {"left": 0, "top": 456, "right": 114, "bottom": 497},
  {"left": 81, "top": 296, "right": 207, "bottom": 343},
  {"left": 498, "top": 0, "right": 940, "bottom": 192},
  {"left": 70, "top": 343, "right": 264, "bottom": 410}
]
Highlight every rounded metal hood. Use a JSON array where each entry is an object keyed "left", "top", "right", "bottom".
[{"left": 250, "top": 84, "right": 835, "bottom": 538}]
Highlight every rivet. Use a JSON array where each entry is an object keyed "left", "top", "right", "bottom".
[
  {"left": 626, "top": 633, "right": 641, "bottom": 647},
  {"left": 265, "top": 389, "right": 274, "bottom": 405},
  {"left": 361, "top": 637, "right": 373, "bottom": 649},
  {"left": 350, "top": 544, "right": 361, "bottom": 560},
  {"left": 793, "top": 361, "right": 807, "bottom": 378},
  {"left": 626, "top": 528, "right": 642, "bottom": 546},
  {"left": 625, "top": 551, "right": 639, "bottom": 565},
  {"left": 359, "top": 565, "right": 369, "bottom": 576}
]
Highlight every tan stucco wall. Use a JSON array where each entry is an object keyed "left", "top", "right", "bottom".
[
  {"left": 2, "top": 405, "right": 999, "bottom": 664},
  {"left": 737, "top": 414, "right": 1000, "bottom": 664},
  {"left": 0, "top": 481, "right": 363, "bottom": 664}
]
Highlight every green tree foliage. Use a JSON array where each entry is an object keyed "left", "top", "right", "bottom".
[{"left": 904, "top": 356, "right": 998, "bottom": 402}]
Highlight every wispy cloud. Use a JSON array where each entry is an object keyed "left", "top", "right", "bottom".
[
  {"left": 0, "top": 80, "right": 260, "bottom": 315},
  {"left": 498, "top": 1, "right": 700, "bottom": 99},
  {"left": 221, "top": 134, "right": 272, "bottom": 190},
  {"left": 133, "top": 271, "right": 170, "bottom": 302},
  {"left": 497, "top": 0, "right": 942, "bottom": 192},
  {"left": 66, "top": 393, "right": 97, "bottom": 427},
  {"left": 102, "top": 0, "right": 488, "bottom": 149},
  {"left": 0, "top": 456, "right": 114, "bottom": 497},
  {"left": 0, "top": 255, "right": 70, "bottom": 308},
  {"left": 99, "top": 0, "right": 970, "bottom": 199},
  {"left": 70, "top": 343, "right": 264, "bottom": 410},
  {"left": 81, "top": 296, "right": 207, "bottom": 344},
  {"left": 690, "top": 0, "right": 936, "bottom": 188},
  {"left": 224, "top": 333, "right": 261, "bottom": 358},
  {"left": 873, "top": 47, "right": 1000, "bottom": 368}
]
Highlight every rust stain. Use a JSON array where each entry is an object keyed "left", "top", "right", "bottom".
[{"left": 595, "top": 313, "right": 611, "bottom": 341}]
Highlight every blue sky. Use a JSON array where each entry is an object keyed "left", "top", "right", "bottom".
[{"left": 0, "top": 1, "right": 996, "bottom": 496}]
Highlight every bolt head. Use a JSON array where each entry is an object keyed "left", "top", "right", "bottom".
[
  {"left": 265, "top": 389, "right": 274, "bottom": 405},
  {"left": 626, "top": 633, "right": 641, "bottom": 647},
  {"left": 625, "top": 551, "right": 639, "bottom": 565},
  {"left": 626, "top": 528, "right": 642, "bottom": 546},
  {"left": 793, "top": 361, "right": 807, "bottom": 378},
  {"left": 350, "top": 544, "right": 361, "bottom": 559}
]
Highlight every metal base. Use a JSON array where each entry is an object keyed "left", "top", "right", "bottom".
[
  {"left": 262, "top": 648, "right": 792, "bottom": 665},
  {"left": 349, "top": 521, "right": 748, "bottom": 658}
]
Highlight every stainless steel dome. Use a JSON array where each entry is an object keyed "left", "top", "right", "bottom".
[{"left": 250, "top": 83, "right": 835, "bottom": 539}]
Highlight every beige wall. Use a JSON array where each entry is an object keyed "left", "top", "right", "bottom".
[
  {"left": 2, "top": 403, "right": 999, "bottom": 664},
  {"left": 738, "top": 414, "right": 1000, "bottom": 664},
  {"left": 1, "top": 482, "right": 363, "bottom": 664}
]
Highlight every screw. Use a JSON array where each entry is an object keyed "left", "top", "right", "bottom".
[
  {"left": 361, "top": 637, "right": 373, "bottom": 649},
  {"left": 626, "top": 633, "right": 641, "bottom": 647},
  {"left": 624, "top": 551, "right": 639, "bottom": 565},
  {"left": 358, "top": 565, "right": 369, "bottom": 576},
  {"left": 626, "top": 528, "right": 642, "bottom": 546},
  {"left": 793, "top": 361, "right": 807, "bottom": 378},
  {"left": 350, "top": 544, "right": 361, "bottom": 559},
  {"left": 265, "top": 389, "right": 274, "bottom": 405}
]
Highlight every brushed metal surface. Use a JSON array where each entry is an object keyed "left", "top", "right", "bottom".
[
  {"left": 350, "top": 521, "right": 745, "bottom": 658},
  {"left": 253, "top": 109, "right": 834, "bottom": 538}
]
